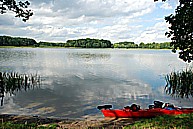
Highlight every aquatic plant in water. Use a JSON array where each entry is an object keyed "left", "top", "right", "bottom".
[
  {"left": 165, "top": 67, "right": 193, "bottom": 98},
  {"left": 0, "top": 72, "right": 40, "bottom": 106}
]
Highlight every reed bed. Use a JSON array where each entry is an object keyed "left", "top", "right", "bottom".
[
  {"left": 0, "top": 72, "right": 40, "bottom": 106},
  {"left": 165, "top": 67, "right": 193, "bottom": 98}
]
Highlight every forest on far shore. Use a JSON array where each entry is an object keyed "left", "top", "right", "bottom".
[{"left": 0, "top": 35, "right": 172, "bottom": 49}]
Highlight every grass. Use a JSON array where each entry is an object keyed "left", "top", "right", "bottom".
[
  {"left": 125, "top": 113, "right": 193, "bottom": 129},
  {"left": 0, "top": 46, "right": 18, "bottom": 48},
  {"left": 0, "top": 122, "right": 58, "bottom": 129},
  {"left": 1, "top": 114, "right": 193, "bottom": 129}
]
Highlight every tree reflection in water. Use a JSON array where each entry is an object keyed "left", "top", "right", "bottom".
[{"left": 0, "top": 72, "right": 40, "bottom": 106}]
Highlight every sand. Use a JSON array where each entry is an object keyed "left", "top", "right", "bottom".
[{"left": 0, "top": 114, "right": 138, "bottom": 128}]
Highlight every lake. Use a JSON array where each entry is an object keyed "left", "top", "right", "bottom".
[{"left": 0, "top": 48, "right": 192, "bottom": 119}]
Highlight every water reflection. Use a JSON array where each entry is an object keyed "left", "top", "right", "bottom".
[
  {"left": 10, "top": 76, "right": 153, "bottom": 118},
  {"left": 67, "top": 52, "right": 111, "bottom": 62},
  {"left": 0, "top": 48, "right": 192, "bottom": 118}
]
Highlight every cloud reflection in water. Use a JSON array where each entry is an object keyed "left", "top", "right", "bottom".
[{"left": 0, "top": 48, "right": 192, "bottom": 118}]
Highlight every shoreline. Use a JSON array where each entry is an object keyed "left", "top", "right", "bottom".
[
  {"left": 0, "top": 113, "right": 138, "bottom": 128},
  {"left": 0, "top": 46, "right": 172, "bottom": 50}
]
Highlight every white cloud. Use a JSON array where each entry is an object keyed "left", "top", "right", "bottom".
[
  {"left": 134, "top": 21, "right": 171, "bottom": 43},
  {"left": 160, "top": 2, "right": 172, "bottom": 10},
  {"left": 0, "top": 0, "right": 173, "bottom": 43}
]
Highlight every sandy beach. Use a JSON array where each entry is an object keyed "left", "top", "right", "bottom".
[{"left": 0, "top": 114, "right": 137, "bottom": 128}]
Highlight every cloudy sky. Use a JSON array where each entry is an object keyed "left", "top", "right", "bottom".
[{"left": 0, "top": 0, "right": 179, "bottom": 43}]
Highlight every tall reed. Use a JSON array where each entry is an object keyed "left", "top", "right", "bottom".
[
  {"left": 0, "top": 72, "right": 40, "bottom": 106},
  {"left": 165, "top": 67, "right": 193, "bottom": 98}
]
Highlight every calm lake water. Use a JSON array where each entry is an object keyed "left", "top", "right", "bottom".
[{"left": 0, "top": 48, "right": 192, "bottom": 119}]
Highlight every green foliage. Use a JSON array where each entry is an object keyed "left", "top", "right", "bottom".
[
  {"left": 0, "top": 0, "right": 33, "bottom": 22},
  {"left": 65, "top": 38, "right": 112, "bottom": 48},
  {"left": 114, "top": 42, "right": 138, "bottom": 48},
  {"left": 114, "top": 41, "right": 172, "bottom": 49},
  {"left": 139, "top": 42, "right": 172, "bottom": 49},
  {"left": 165, "top": 67, "right": 193, "bottom": 98},
  {"left": 165, "top": 0, "right": 193, "bottom": 62},
  {"left": 0, "top": 35, "right": 173, "bottom": 49},
  {"left": 0, "top": 122, "right": 36, "bottom": 129},
  {"left": 125, "top": 113, "right": 193, "bottom": 129},
  {"left": 0, "top": 121, "right": 57, "bottom": 129},
  {"left": 46, "top": 124, "right": 58, "bottom": 129},
  {"left": 0, "top": 36, "right": 37, "bottom": 46},
  {"left": 38, "top": 41, "right": 64, "bottom": 47}
]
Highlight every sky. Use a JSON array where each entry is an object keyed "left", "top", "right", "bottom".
[{"left": 0, "top": 0, "right": 179, "bottom": 44}]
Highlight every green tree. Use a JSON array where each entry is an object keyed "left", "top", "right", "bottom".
[
  {"left": 155, "top": 0, "right": 193, "bottom": 62},
  {"left": 0, "top": 36, "right": 37, "bottom": 46},
  {"left": 0, "top": 0, "right": 33, "bottom": 22},
  {"left": 65, "top": 38, "right": 112, "bottom": 48},
  {"left": 155, "top": 0, "right": 193, "bottom": 99},
  {"left": 165, "top": 0, "right": 193, "bottom": 62},
  {"left": 139, "top": 42, "right": 145, "bottom": 48},
  {"left": 113, "top": 42, "right": 137, "bottom": 48}
]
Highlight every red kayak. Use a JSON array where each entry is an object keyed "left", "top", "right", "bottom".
[{"left": 97, "top": 101, "right": 193, "bottom": 118}]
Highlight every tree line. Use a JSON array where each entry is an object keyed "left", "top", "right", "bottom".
[
  {"left": 113, "top": 42, "right": 172, "bottom": 49},
  {"left": 0, "top": 36, "right": 36, "bottom": 46},
  {"left": 0, "top": 35, "right": 173, "bottom": 49},
  {"left": 65, "top": 38, "right": 112, "bottom": 48}
]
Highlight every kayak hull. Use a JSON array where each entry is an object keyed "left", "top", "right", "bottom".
[{"left": 101, "top": 108, "right": 193, "bottom": 118}]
